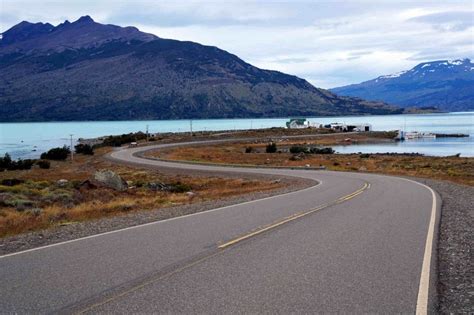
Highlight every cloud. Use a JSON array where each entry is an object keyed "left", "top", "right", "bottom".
[
  {"left": 1, "top": 0, "right": 473, "bottom": 88},
  {"left": 409, "top": 11, "right": 474, "bottom": 31}
]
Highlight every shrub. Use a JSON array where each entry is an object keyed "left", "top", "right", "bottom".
[
  {"left": 309, "top": 147, "right": 335, "bottom": 154},
  {"left": 101, "top": 132, "right": 147, "bottom": 147},
  {"left": 245, "top": 146, "right": 253, "bottom": 153},
  {"left": 360, "top": 153, "right": 371, "bottom": 159},
  {"left": 75, "top": 143, "right": 94, "bottom": 155},
  {"left": 289, "top": 146, "right": 309, "bottom": 154},
  {"left": 37, "top": 160, "right": 51, "bottom": 169},
  {"left": 266, "top": 142, "right": 277, "bottom": 153},
  {"left": 40, "top": 146, "right": 70, "bottom": 160},
  {"left": 169, "top": 182, "right": 192, "bottom": 193},
  {"left": 0, "top": 154, "right": 35, "bottom": 170},
  {"left": 0, "top": 153, "right": 12, "bottom": 170}
]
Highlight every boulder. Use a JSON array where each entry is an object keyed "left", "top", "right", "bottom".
[{"left": 93, "top": 170, "right": 128, "bottom": 191}]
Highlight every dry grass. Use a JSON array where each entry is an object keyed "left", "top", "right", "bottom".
[
  {"left": 153, "top": 139, "right": 474, "bottom": 186},
  {"left": 0, "top": 147, "right": 282, "bottom": 237}
]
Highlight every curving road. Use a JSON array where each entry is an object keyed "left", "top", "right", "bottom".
[{"left": 0, "top": 140, "right": 439, "bottom": 314}]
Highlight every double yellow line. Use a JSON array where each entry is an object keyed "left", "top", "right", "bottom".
[{"left": 218, "top": 182, "right": 370, "bottom": 249}]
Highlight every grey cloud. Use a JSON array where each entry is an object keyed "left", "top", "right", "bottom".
[{"left": 409, "top": 11, "right": 473, "bottom": 31}]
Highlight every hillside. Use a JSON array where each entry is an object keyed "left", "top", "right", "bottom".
[
  {"left": 0, "top": 16, "right": 401, "bottom": 121},
  {"left": 331, "top": 59, "right": 474, "bottom": 112}
]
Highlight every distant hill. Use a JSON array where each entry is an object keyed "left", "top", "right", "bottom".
[
  {"left": 0, "top": 16, "right": 401, "bottom": 122},
  {"left": 331, "top": 59, "right": 474, "bottom": 112}
]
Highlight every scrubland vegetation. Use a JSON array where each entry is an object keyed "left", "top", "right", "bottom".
[
  {"left": 152, "top": 136, "right": 473, "bottom": 186},
  {"left": 0, "top": 147, "right": 281, "bottom": 237}
]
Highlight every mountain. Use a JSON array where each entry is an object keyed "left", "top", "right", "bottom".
[
  {"left": 331, "top": 59, "right": 474, "bottom": 112},
  {"left": 0, "top": 16, "right": 401, "bottom": 121}
]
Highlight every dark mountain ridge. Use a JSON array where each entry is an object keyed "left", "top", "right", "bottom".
[
  {"left": 0, "top": 16, "right": 401, "bottom": 121},
  {"left": 331, "top": 59, "right": 474, "bottom": 112}
]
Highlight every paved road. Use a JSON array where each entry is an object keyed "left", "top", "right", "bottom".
[{"left": 0, "top": 141, "right": 439, "bottom": 314}]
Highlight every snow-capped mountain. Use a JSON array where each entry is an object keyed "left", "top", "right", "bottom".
[{"left": 331, "top": 59, "right": 474, "bottom": 112}]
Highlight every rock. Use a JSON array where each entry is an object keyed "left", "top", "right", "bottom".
[
  {"left": 186, "top": 191, "right": 196, "bottom": 198},
  {"left": 57, "top": 179, "right": 69, "bottom": 187},
  {"left": 305, "top": 164, "right": 311, "bottom": 168},
  {"left": 147, "top": 182, "right": 169, "bottom": 191},
  {"left": 272, "top": 179, "right": 281, "bottom": 184},
  {"left": 359, "top": 166, "right": 367, "bottom": 171},
  {"left": 93, "top": 170, "right": 128, "bottom": 191}
]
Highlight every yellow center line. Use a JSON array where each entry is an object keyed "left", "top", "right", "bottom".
[
  {"left": 76, "top": 181, "right": 371, "bottom": 313},
  {"left": 218, "top": 182, "right": 370, "bottom": 249}
]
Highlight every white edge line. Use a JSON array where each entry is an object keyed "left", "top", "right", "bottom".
[
  {"left": 0, "top": 180, "right": 321, "bottom": 259},
  {"left": 401, "top": 178, "right": 438, "bottom": 315}
]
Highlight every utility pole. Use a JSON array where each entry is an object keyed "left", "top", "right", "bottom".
[
  {"left": 146, "top": 125, "right": 149, "bottom": 142},
  {"left": 190, "top": 120, "right": 193, "bottom": 136},
  {"left": 69, "top": 134, "right": 74, "bottom": 161}
]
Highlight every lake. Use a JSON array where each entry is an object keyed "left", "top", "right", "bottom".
[{"left": 1, "top": 112, "right": 472, "bottom": 159}]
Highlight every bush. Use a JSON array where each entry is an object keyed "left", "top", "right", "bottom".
[
  {"left": 75, "top": 143, "right": 94, "bottom": 155},
  {"left": 0, "top": 154, "right": 35, "bottom": 170},
  {"left": 266, "top": 142, "right": 277, "bottom": 153},
  {"left": 37, "top": 160, "right": 51, "bottom": 169},
  {"left": 310, "top": 147, "right": 334, "bottom": 154},
  {"left": 245, "top": 146, "right": 253, "bottom": 153},
  {"left": 40, "top": 146, "right": 70, "bottom": 160},
  {"left": 169, "top": 182, "right": 192, "bottom": 193},
  {"left": 0, "top": 153, "right": 12, "bottom": 170},
  {"left": 289, "top": 146, "right": 309, "bottom": 154},
  {"left": 101, "top": 132, "right": 147, "bottom": 147},
  {"left": 14, "top": 159, "right": 35, "bottom": 170},
  {"left": 359, "top": 153, "right": 371, "bottom": 159}
]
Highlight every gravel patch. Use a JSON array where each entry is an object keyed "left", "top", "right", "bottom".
[
  {"left": 0, "top": 176, "right": 313, "bottom": 256},
  {"left": 413, "top": 178, "right": 473, "bottom": 314}
]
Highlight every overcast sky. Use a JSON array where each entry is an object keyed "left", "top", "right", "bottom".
[{"left": 1, "top": 0, "right": 473, "bottom": 88}]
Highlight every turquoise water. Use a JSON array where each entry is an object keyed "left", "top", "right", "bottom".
[{"left": 1, "top": 112, "right": 472, "bottom": 159}]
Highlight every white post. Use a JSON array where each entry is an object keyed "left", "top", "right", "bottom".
[{"left": 70, "top": 134, "right": 74, "bottom": 161}]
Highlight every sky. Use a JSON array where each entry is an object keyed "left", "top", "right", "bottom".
[{"left": 1, "top": 0, "right": 473, "bottom": 88}]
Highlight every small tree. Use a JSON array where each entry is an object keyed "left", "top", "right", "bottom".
[
  {"left": 0, "top": 153, "right": 12, "bottom": 170},
  {"left": 266, "top": 142, "right": 277, "bottom": 153},
  {"left": 75, "top": 143, "right": 94, "bottom": 155},
  {"left": 41, "top": 146, "right": 70, "bottom": 160}
]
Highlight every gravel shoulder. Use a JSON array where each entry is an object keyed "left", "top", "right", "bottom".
[{"left": 413, "top": 178, "right": 473, "bottom": 314}]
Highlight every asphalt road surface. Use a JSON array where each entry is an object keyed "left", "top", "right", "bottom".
[{"left": 0, "top": 140, "right": 440, "bottom": 314}]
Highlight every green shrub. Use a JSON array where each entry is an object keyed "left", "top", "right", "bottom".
[
  {"left": 0, "top": 154, "right": 35, "bottom": 170},
  {"left": 359, "top": 153, "right": 371, "bottom": 159},
  {"left": 75, "top": 143, "right": 94, "bottom": 155},
  {"left": 0, "top": 153, "right": 12, "bottom": 170},
  {"left": 41, "top": 146, "right": 70, "bottom": 160},
  {"left": 100, "top": 132, "right": 147, "bottom": 147},
  {"left": 266, "top": 142, "right": 277, "bottom": 153},
  {"left": 245, "top": 146, "right": 253, "bottom": 153}
]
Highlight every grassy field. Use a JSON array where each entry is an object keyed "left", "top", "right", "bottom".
[
  {"left": 0, "top": 147, "right": 282, "bottom": 237},
  {"left": 151, "top": 133, "right": 474, "bottom": 186}
]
